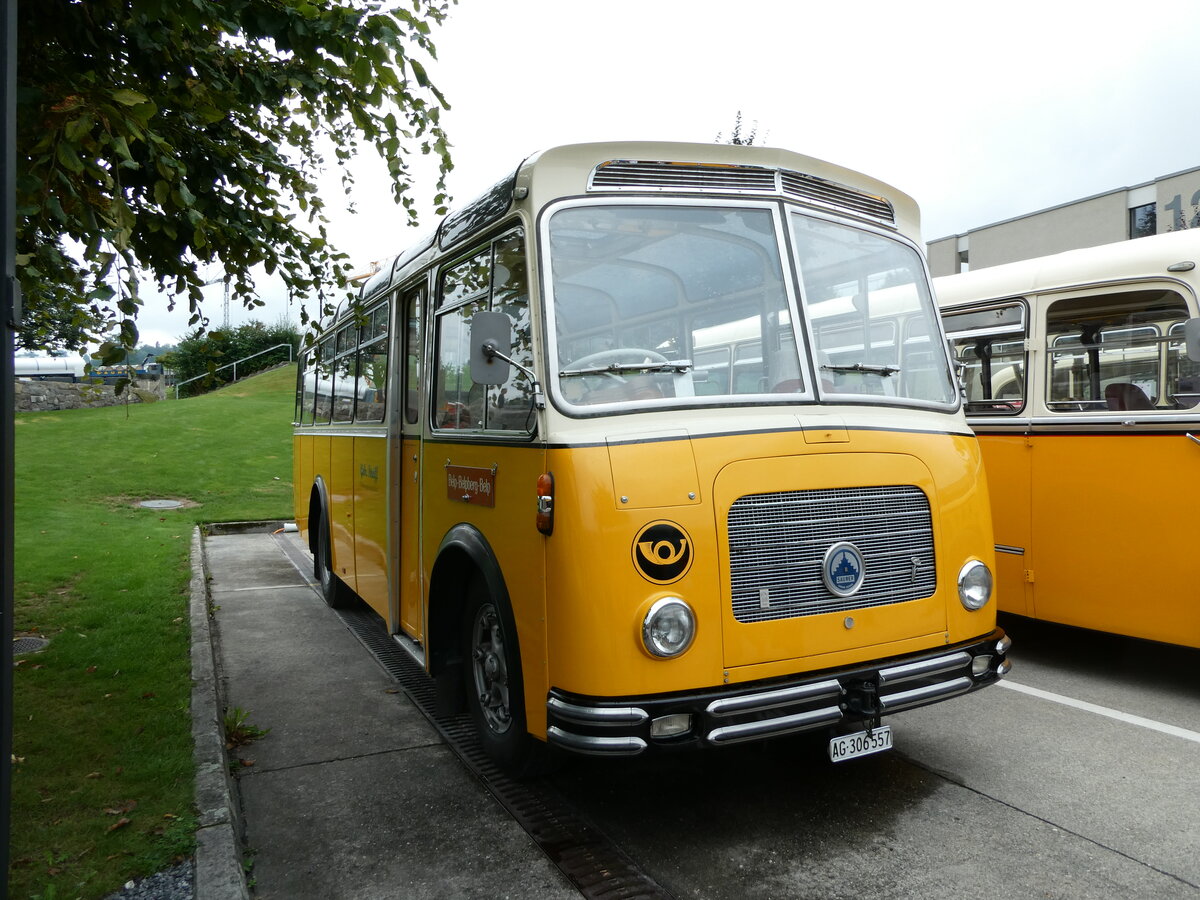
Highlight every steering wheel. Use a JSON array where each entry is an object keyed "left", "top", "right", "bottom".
[
  {"left": 563, "top": 348, "right": 671, "bottom": 403},
  {"left": 568, "top": 347, "right": 670, "bottom": 374}
]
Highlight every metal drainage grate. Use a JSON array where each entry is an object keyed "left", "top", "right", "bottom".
[
  {"left": 13, "top": 636, "right": 50, "bottom": 655},
  {"left": 332, "top": 601, "right": 674, "bottom": 900},
  {"left": 139, "top": 499, "right": 184, "bottom": 509},
  {"left": 267, "top": 529, "right": 673, "bottom": 898}
]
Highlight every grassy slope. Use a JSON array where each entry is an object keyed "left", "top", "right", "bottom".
[{"left": 9, "top": 365, "right": 296, "bottom": 900}]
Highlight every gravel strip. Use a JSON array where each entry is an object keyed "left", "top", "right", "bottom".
[{"left": 103, "top": 860, "right": 194, "bottom": 900}]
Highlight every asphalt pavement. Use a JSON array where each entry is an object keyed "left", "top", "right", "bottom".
[
  {"left": 189, "top": 525, "right": 1200, "bottom": 900},
  {"left": 190, "top": 524, "right": 574, "bottom": 900}
]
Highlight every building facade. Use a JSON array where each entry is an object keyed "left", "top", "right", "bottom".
[{"left": 926, "top": 164, "right": 1200, "bottom": 277}]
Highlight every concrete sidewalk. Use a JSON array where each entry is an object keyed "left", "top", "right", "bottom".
[{"left": 193, "top": 527, "right": 573, "bottom": 899}]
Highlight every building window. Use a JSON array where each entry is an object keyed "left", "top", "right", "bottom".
[{"left": 1129, "top": 202, "right": 1156, "bottom": 239}]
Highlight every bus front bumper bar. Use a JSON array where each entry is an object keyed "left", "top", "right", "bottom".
[{"left": 545, "top": 628, "right": 1010, "bottom": 756}]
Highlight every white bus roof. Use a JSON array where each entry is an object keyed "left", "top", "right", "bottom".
[
  {"left": 517, "top": 141, "right": 921, "bottom": 240},
  {"left": 934, "top": 229, "right": 1200, "bottom": 308}
]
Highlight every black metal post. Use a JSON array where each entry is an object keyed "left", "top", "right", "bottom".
[{"left": 2, "top": 0, "right": 18, "bottom": 895}]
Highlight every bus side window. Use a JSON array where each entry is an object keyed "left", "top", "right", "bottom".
[
  {"left": 404, "top": 289, "right": 422, "bottom": 425},
  {"left": 488, "top": 232, "right": 534, "bottom": 428},
  {"left": 294, "top": 353, "right": 306, "bottom": 424},
  {"left": 434, "top": 228, "right": 533, "bottom": 433},
  {"left": 436, "top": 298, "right": 487, "bottom": 429},
  {"left": 942, "top": 302, "right": 1027, "bottom": 414},
  {"left": 300, "top": 348, "right": 316, "bottom": 426},
  {"left": 947, "top": 335, "right": 1026, "bottom": 413},
  {"left": 1045, "top": 289, "right": 1189, "bottom": 412},
  {"left": 331, "top": 323, "right": 357, "bottom": 424},
  {"left": 314, "top": 337, "right": 334, "bottom": 424},
  {"left": 356, "top": 300, "right": 389, "bottom": 423},
  {"left": 1168, "top": 320, "right": 1200, "bottom": 408}
]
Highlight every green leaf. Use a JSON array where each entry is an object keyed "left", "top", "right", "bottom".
[
  {"left": 119, "top": 319, "right": 139, "bottom": 346},
  {"left": 410, "top": 58, "right": 430, "bottom": 87},
  {"left": 111, "top": 135, "right": 133, "bottom": 161},
  {"left": 64, "top": 115, "right": 94, "bottom": 142},
  {"left": 112, "top": 89, "right": 149, "bottom": 106},
  {"left": 55, "top": 142, "right": 85, "bottom": 174}
]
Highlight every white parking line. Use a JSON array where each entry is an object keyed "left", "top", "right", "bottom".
[{"left": 998, "top": 680, "right": 1200, "bottom": 745}]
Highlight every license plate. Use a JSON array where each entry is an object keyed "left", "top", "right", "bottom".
[{"left": 828, "top": 725, "right": 893, "bottom": 762}]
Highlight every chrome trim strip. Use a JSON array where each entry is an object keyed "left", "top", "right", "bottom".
[
  {"left": 706, "top": 680, "right": 842, "bottom": 717},
  {"left": 967, "top": 415, "right": 1200, "bottom": 429},
  {"left": 546, "top": 726, "right": 647, "bottom": 756},
  {"left": 995, "top": 544, "right": 1025, "bottom": 556},
  {"left": 879, "top": 676, "right": 973, "bottom": 712},
  {"left": 547, "top": 697, "right": 649, "bottom": 726},
  {"left": 878, "top": 652, "right": 971, "bottom": 685},
  {"left": 707, "top": 705, "right": 843, "bottom": 745},
  {"left": 294, "top": 427, "right": 388, "bottom": 439},
  {"left": 389, "top": 631, "right": 425, "bottom": 668}
]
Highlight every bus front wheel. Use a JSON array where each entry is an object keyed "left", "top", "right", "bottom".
[
  {"left": 462, "top": 581, "right": 547, "bottom": 776},
  {"left": 314, "top": 510, "right": 352, "bottom": 610}
]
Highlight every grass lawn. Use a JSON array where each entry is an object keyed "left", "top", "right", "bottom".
[{"left": 9, "top": 364, "right": 297, "bottom": 900}]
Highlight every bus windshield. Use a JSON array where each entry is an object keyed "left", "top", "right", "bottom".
[
  {"left": 546, "top": 203, "right": 954, "bottom": 410},
  {"left": 794, "top": 214, "right": 955, "bottom": 405}
]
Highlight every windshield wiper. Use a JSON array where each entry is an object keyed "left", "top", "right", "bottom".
[
  {"left": 559, "top": 360, "right": 693, "bottom": 377},
  {"left": 821, "top": 363, "right": 900, "bottom": 377}
]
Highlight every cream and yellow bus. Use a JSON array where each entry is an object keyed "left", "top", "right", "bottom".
[
  {"left": 293, "top": 141, "right": 1010, "bottom": 774},
  {"left": 937, "top": 230, "right": 1200, "bottom": 648}
]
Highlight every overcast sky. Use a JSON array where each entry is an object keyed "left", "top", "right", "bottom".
[{"left": 132, "top": 0, "right": 1200, "bottom": 346}]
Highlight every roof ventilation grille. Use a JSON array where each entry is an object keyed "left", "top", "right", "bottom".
[{"left": 590, "top": 159, "right": 895, "bottom": 226}]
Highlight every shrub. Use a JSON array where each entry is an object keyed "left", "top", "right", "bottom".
[{"left": 172, "top": 319, "right": 299, "bottom": 397}]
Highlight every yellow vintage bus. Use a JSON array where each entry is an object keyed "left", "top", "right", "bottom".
[
  {"left": 293, "top": 141, "right": 1010, "bottom": 773},
  {"left": 937, "top": 230, "right": 1200, "bottom": 648}
]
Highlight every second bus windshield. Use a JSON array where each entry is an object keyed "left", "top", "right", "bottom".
[{"left": 546, "top": 203, "right": 954, "bottom": 410}]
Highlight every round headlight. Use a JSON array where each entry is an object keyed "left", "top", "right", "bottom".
[
  {"left": 641, "top": 597, "right": 696, "bottom": 658},
  {"left": 958, "top": 560, "right": 993, "bottom": 610}
]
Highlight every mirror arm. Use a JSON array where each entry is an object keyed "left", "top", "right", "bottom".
[{"left": 483, "top": 341, "right": 545, "bottom": 410}]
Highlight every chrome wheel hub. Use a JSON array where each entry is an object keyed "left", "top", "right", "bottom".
[{"left": 470, "top": 604, "right": 512, "bottom": 734}]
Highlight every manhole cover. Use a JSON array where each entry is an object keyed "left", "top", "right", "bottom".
[
  {"left": 139, "top": 499, "right": 184, "bottom": 510},
  {"left": 13, "top": 636, "right": 49, "bottom": 655}
]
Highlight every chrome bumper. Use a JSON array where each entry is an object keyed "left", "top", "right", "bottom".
[{"left": 546, "top": 628, "right": 1011, "bottom": 756}]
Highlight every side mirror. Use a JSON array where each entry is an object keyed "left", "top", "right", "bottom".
[
  {"left": 1185, "top": 318, "right": 1200, "bottom": 363},
  {"left": 469, "top": 311, "right": 512, "bottom": 385}
]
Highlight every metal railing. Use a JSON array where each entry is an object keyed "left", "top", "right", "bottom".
[{"left": 173, "top": 343, "right": 294, "bottom": 399}]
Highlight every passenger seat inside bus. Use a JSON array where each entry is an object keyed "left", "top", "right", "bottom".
[{"left": 1104, "top": 382, "right": 1154, "bottom": 410}]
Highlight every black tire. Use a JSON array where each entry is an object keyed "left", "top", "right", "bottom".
[
  {"left": 462, "top": 577, "right": 550, "bottom": 777},
  {"left": 314, "top": 510, "right": 352, "bottom": 609}
]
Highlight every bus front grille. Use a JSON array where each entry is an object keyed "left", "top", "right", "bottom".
[
  {"left": 589, "top": 160, "right": 896, "bottom": 225},
  {"left": 727, "top": 485, "right": 935, "bottom": 623}
]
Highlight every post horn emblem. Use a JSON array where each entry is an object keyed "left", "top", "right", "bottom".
[{"left": 632, "top": 521, "right": 693, "bottom": 584}]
